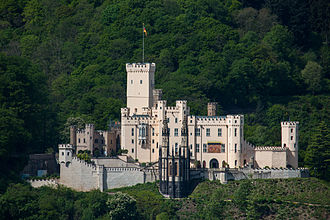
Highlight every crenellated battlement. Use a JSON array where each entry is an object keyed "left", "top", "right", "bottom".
[
  {"left": 126, "top": 63, "right": 156, "bottom": 72},
  {"left": 254, "top": 146, "right": 287, "bottom": 151},
  {"left": 281, "top": 121, "right": 299, "bottom": 126}
]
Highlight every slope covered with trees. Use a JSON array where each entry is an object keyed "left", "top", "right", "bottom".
[{"left": 0, "top": 0, "right": 329, "bottom": 186}]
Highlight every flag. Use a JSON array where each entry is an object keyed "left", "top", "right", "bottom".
[{"left": 143, "top": 25, "right": 147, "bottom": 37}]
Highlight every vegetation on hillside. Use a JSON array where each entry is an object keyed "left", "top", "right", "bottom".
[
  {"left": 0, "top": 0, "right": 329, "bottom": 190},
  {"left": 2, "top": 179, "right": 328, "bottom": 219}
]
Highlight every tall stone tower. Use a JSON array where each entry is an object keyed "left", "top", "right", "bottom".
[
  {"left": 126, "top": 63, "right": 155, "bottom": 115},
  {"left": 281, "top": 121, "right": 299, "bottom": 168},
  {"left": 227, "top": 115, "right": 244, "bottom": 168},
  {"left": 59, "top": 144, "right": 73, "bottom": 165}
]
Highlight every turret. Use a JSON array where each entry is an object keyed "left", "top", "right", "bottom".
[
  {"left": 281, "top": 121, "right": 299, "bottom": 168},
  {"left": 59, "top": 144, "right": 73, "bottom": 164},
  {"left": 227, "top": 115, "right": 244, "bottom": 168},
  {"left": 126, "top": 63, "right": 155, "bottom": 115},
  {"left": 69, "top": 125, "right": 77, "bottom": 147}
]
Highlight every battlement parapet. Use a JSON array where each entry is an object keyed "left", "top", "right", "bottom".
[
  {"left": 126, "top": 63, "right": 156, "bottom": 72},
  {"left": 28, "top": 179, "right": 58, "bottom": 188},
  {"left": 58, "top": 144, "right": 73, "bottom": 149},
  {"left": 281, "top": 121, "right": 299, "bottom": 126},
  {"left": 254, "top": 146, "right": 287, "bottom": 151},
  {"left": 72, "top": 156, "right": 97, "bottom": 170}
]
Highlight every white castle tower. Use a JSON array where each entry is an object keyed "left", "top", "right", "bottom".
[
  {"left": 227, "top": 115, "right": 244, "bottom": 168},
  {"left": 281, "top": 121, "right": 299, "bottom": 168},
  {"left": 59, "top": 144, "right": 73, "bottom": 164},
  {"left": 126, "top": 63, "right": 155, "bottom": 115}
]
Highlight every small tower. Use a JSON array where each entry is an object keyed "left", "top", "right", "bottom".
[
  {"left": 126, "top": 63, "right": 155, "bottom": 115},
  {"left": 69, "top": 125, "right": 77, "bottom": 147},
  {"left": 281, "top": 121, "right": 299, "bottom": 168},
  {"left": 207, "top": 102, "right": 217, "bottom": 116},
  {"left": 85, "top": 124, "right": 95, "bottom": 154},
  {"left": 227, "top": 115, "right": 244, "bottom": 168},
  {"left": 59, "top": 144, "right": 73, "bottom": 164}
]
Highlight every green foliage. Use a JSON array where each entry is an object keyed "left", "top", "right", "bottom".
[
  {"left": 304, "top": 121, "right": 330, "bottom": 180},
  {"left": 106, "top": 192, "right": 137, "bottom": 220}
]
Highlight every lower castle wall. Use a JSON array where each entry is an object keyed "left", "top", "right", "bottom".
[
  {"left": 59, "top": 158, "right": 99, "bottom": 191},
  {"left": 28, "top": 179, "right": 58, "bottom": 188}
]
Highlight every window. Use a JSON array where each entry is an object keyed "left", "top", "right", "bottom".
[
  {"left": 175, "top": 143, "right": 178, "bottom": 153},
  {"left": 168, "top": 128, "right": 170, "bottom": 136},
  {"left": 152, "top": 149, "right": 154, "bottom": 153},
  {"left": 235, "top": 144, "right": 237, "bottom": 153},
  {"left": 294, "top": 143, "right": 296, "bottom": 148},
  {"left": 110, "top": 140, "right": 112, "bottom": 144},
  {"left": 62, "top": 152, "right": 64, "bottom": 156},
  {"left": 234, "top": 128, "right": 237, "bottom": 137},
  {"left": 218, "top": 128, "right": 222, "bottom": 137},
  {"left": 67, "top": 152, "right": 70, "bottom": 156},
  {"left": 83, "top": 138, "right": 86, "bottom": 143},
  {"left": 131, "top": 128, "right": 134, "bottom": 136},
  {"left": 78, "top": 138, "right": 80, "bottom": 143},
  {"left": 190, "top": 144, "right": 193, "bottom": 150},
  {"left": 167, "top": 118, "right": 170, "bottom": 123},
  {"left": 206, "top": 128, "right": 210, "bottom": 136},
  {"left": 203, "top": 144, "right": 207, "bottom": 153},
  {"left": 131, "top": 80, "right": 133, "bottom": 84},
  {"left": 174, "top": 128, "right": 178, "bottom": 136},
  {"left": 196, "top": 144, "right": 200, "bottom": 153},
  {"left": 152, "top": 128, "right": 155, "bottom": 136},
  {"left": 175, "top": 118, "right": 178, "bottom": 123},
  {"left": 195, "top": 128, "right": 200, "bottom": 136},
  {"left": 140, "top": 80, "right": 142, "bottom": 84},
  {"left": 235, "top": 160, "right": 237, "bottom": 166},
  {"left": 101, "top": 140, "right": 103, "bottom": 144},
  {"left": 132, "top": 149, "right": 134, "bottom": 153},
  {"left": 152, "top": 139, "right": 154, "bottom": 144},
  {"left": 221, "top": 144, "right": 225, "bottom": 153},
  {"left": 291, "top": 136, "right": 293, "bottom": 140},
  {"left": 156, "top": 143, "right": 158, "bottom": 148},
  {"left": 291, "top": 128, "right": 293, "bottom": 133},
  {"left": 95, "top": 139, "right": 98, "bottom": 143},
  {"left": 131, "top": 139, "right": 134, "bottom": 144}
]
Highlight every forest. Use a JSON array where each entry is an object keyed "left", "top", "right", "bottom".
[{"left": 0, "top": 0, "right": 329, "bottom": 190}]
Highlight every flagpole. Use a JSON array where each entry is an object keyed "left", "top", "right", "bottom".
[{"left": 142, "top": 23, "right": 144, "bottom": 63}]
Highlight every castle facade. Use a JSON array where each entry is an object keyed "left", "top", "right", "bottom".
[{"left": 121, "top": 63, "right": 299, "bottom": 169}]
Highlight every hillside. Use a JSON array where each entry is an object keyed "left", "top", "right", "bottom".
[
  {"left": 108, "top": 178, "right": 330, "bottom": 219},
  {"left": 0, "top": 0, "right": 329, "bottom": 190}
]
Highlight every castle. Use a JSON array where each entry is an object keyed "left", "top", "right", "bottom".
[
  {"left": 120, "top": 63, "right": 299, "bottom": 169},
  {"left": 52, "top": 62, "right": 305, "bottom": 197}
]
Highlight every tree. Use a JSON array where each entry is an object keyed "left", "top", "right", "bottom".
[
  {"left": 304, "top": 121, "right": 330, "bottom": 180},
  {"left": 106, "top": 192, "right": 137, "bottom": 220},
  {"left": 301, "top": 61, "right": 323, "bottom": 94}
]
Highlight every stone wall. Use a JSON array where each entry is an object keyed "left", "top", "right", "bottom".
[
  {"left": 28, "top": 179, "right": 58, "bottom": 188},
  {"left": 59, "top": 157, "right": 100, "bottom": 191}
]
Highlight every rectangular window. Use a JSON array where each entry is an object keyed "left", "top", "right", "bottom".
[
  {"left": 131, "top": 80, "right": 133, "bottom": 84},
  {"left": 175, "top": 143, "right": 178, "bottom": 153},
  {"left": 235, "top": 143, "right": 237, "bottom": 153},
  {"left": 291, "top": 136, "right": 293, "bottom": 140},
  {"left": 234, "top": 128, "right": 237, "bottom": 137},
  {"left": 291, "top": 128, "right": 293, "bottom": 133},
  {"left": 218, "top": 128, "right": 222, "bottom": 137},
  {"left": 196, "top": 144, "right": 200, "bottom": 153},
  {"left": 152, "top": 128, "right": 155, "bottom": 136},
  {"left": 203, "top": 144, "right": 207, "bottom": 153},
  {"left": 95, "top": 139, "right": 98, "bottom": 143},
  {"left": 131, "top": 128, "right": 134, "bottom": 136},
  {"left": 140, "top": 80, "right": 142, "bottom": 84},
  {"left": 174, "top": 128, "right": 178, "bottom": 136},
  {"left": 152, "top": 149, "right": 154, "bottom": 153},
  {"left": 175, "top": 118, "right": 178, "bottom": 123},
  {"left": 131, "top": 139, "right": 134, "bottom": 144},
  {"left": 235, "top": 160, "right": 237, "bottom": 166},
  {"left": 83, "top": 138, "right": 86, "bottom": 143},
  {"left": 132, "top": 148, "right": 134, "bottom": 153},
  {"left": 78, "top": 138, "right": 80, "bottom": 143},
  {"left": 206, "top": 128, "right": 210, "bottom": 136},
  {"left": 195, "top": 128, "right": 200, "bottom": 136},
  {"left": 168, "top": 128, "right": 170, "bottom": 136},
  {"left": 167, "top": 118, "right": 170, "bottom": 123},
  {"left": 190, "top": 144, "right": 193, "bottom": 150},
  {"left": 221, "top": 144, "right": 225, "bottom": 153},
  {"left": 152, "top": 139, "right": 154, "bottom": 144}
]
